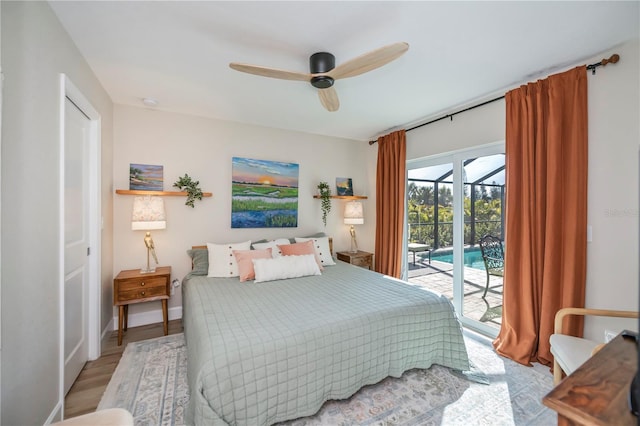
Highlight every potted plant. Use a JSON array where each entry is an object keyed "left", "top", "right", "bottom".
[
  {"left": 173, "top": 174, "right": 204, "bottom": 208},
  {"left": 317, "top": 181, "right": 332, "bottom": 226}
]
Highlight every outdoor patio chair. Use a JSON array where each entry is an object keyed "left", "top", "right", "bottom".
[
  {"left": 549, "top": 307, "right": 639, "bottom": 385},
  {"left": 479, "top": 234, "right": 504, "bottom": 298}
]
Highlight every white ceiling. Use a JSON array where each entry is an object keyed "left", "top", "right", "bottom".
[{"left": 49, "top": 1, "right": 639, "bottom": 142}]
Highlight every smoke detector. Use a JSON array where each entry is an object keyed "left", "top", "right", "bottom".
[{"left": 142, "top": 98, "right": 158, "bottom": 107}]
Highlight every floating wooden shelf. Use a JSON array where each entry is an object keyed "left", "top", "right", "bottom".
[
  {"left": 116, "top": 189, "right": 212, "bottom": 197},
  {"left": 313, "top": 195, "right": 368, "bottom": 200}
]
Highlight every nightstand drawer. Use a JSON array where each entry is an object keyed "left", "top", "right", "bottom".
[
  {"left": 118, "top": 285, "right": 167, "bottom": 302},
  {"left": 351, "top": 256, "right": 371, "bottom": 267},
  {"left": 336, "top": 251, "right": 373, "bottom": 270},
  {"left": 117, "top": 276, "right": 167, "bottom": 292}
]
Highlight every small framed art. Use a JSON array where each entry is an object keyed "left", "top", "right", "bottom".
[
  {"left": 336, "top": 177, "right": 353, "bottom": 196},
  {"left": 129, "top": 164, "right": 163, "bottom": 191}
]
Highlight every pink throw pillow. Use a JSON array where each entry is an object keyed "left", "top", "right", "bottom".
[
  {"left": 278, "top": 240, "right": 323, "bottom": 270},
  {"left": 233, "top": 248, "right": 272, "bottom": 282}
]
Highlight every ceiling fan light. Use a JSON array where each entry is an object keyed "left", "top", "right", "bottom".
[{"left": 311, "top": 76, "right": 334, "bottom": 89}]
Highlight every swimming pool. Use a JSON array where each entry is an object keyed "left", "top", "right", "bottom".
[{"left": 429, "top": 247, "right": 486, "bottom": 270}]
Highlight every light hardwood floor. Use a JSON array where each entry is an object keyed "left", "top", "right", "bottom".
[{"left": 64, "top": 319, "right": 183, "bottom": 419}]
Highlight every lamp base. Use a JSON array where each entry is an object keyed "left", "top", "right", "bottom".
[
  {"left": 349, "top": 225, "right": 359, "bottom": 253},
  {"left": 141, "top": 244, "right": 158, "bottom": 274},
  {"left": 140, "top": 266, "right": 157, "bottom": 274}
]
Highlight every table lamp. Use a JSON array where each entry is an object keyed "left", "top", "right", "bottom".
[
  {"left": 344, "top": 201, "right": 364, "bottom": 253},
  {"left": 131, "top": 196, "right": 166, "bottom": 273}
]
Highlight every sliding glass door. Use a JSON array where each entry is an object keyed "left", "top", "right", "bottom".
[{"left": 406, "top": 142, "right": 505, "bottom": 337}]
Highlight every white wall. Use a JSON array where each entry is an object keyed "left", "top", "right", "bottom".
[
  {"left": 112, "top": 105, "right": 374, "bottom": 324},
  {"left": 583, "top": 39, "right": 639, "bottom": 340},
  {"left": 0, "top": 3, "right": 3, "bottom": 422},
  {"left": 406, "top": 98, "right": 505, "bottom": 160},
  {"left": 1, "top": 2, "right": 113, "bottom": 424},
  {"left": 404, "top": 39, "right": 639, "bottom": 342}
]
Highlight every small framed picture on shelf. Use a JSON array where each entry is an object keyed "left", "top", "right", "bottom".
[
  {"left": 130, "top": 163, "right": 163, "bottom": 191},
  {"left": 336, "top": 177, "right": 353, "bottom": 196}
]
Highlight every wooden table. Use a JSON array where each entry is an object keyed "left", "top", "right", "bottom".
[
  {"left": 543, "top": 332, "right": 638, "bottom": 425},
  {"left": 113, "top": 266, "right": 171, "bottom": 345},
  {"left": 407, "top": 243, "right": 431, "bottom": 265}
]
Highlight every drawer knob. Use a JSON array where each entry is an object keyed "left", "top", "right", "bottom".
[
  {"left": 141, "top": 291, "right": 146, "bottom": 296},
  {"left": 141, "top": 282, "right": 145, "bottom": 286}
]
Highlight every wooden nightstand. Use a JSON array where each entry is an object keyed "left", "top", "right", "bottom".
[
  {"left": 336, "top": 250, "right": 373, "bottom": 270},
  {"left": 113, "top": 266, "right": 171, "bottom": 345}
]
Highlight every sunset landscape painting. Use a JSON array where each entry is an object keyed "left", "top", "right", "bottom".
[
  {"left": 231, "top": 157, "right": 299, "bottom": 228},
  {"left": 129, "top": 163, "right": 163, "bottom": 191}
]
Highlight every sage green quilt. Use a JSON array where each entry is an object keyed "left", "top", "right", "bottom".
[{"left": 182, "top": 262, "right": 469, "bottom": 425}]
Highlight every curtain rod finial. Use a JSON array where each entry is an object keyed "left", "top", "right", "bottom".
[{"left": 604, "top": 54, "right": 620, "bottom": 65}]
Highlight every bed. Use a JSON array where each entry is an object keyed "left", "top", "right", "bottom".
[{"left": 182, "top": 248, "right": 469, "bottom": 425}]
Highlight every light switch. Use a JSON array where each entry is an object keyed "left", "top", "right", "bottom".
[{"left": 586, "top": 225, "right": 593, "bottom": 242}]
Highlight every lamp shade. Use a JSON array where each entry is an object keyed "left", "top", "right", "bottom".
[
  {"left": 131, "top": 196, "right": 166, "bottom": 230},
  {"left": 344, "top": 201, "right": 364, "bottom": 225}
]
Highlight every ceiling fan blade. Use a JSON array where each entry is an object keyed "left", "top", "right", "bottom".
[
  {"left": 318, "top": 87, "right": 339, "bottom": 112},
  {"left": 229, "top": 63, "right": 310, "bottom": 81},
  {"left": 328, "top": 42, "right": 409, "bottom": 80}
]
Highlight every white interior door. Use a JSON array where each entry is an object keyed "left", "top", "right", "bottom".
[{"left": 63, "top": 97, "right": 90, "bottom": 395}]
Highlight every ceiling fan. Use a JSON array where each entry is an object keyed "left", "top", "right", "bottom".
[{"left": 229, "top": 42, "right": 409, "bottom": 112}]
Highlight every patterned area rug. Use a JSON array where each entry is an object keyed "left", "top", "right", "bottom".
[
  {"left": 98, "top": 333, "right": 555, "bottom": 425},
  {"left": 98, "top": 334, "right": 188, "bottom": 425}
]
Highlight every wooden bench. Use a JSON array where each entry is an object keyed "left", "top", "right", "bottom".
[{"left": 408, "top": 243, "right": 431, "bottom": 265}]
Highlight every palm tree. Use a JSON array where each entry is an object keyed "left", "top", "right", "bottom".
[
  {"left": 438, "top": 185, "right": 453, "bottom": 206},
  {"left": 408, "top": 182, "right": 434, "bottom": 206}
]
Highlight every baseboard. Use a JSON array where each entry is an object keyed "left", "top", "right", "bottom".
[
  {"left": 102, "top": 318, "right": 114, "bottom": 341},
  {"left": 112, "top": 306, "right": 182, "bottom": 330},
  {"left": 463, "top": 327, "right": 494, "bottom": 346},
  {"left": 45, "top": 400, "right": 62, "bottom": 424}
]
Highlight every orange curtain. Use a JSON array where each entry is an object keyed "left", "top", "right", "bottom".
[
  {"left": 374, "top": 130, "right": 406, "bottom": 278},
  {"left": 493, "top": 66, "right": 588, "bottom": 366}
]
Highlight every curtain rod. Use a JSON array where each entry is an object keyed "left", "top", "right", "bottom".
[{"left": 369, "top": 53, "right": 620, "bottom": 145}]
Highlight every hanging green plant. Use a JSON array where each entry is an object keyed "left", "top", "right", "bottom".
[
  {"left": 173, "top": 174, "right": 204, "bottom": 208},
  {"left": 317, "top": 181, "right": 332, "bottom": 227}
]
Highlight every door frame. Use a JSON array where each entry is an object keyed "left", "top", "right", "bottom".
[
  {"left": 58, "top": 74, "right": 101, "bottom": 414},
  {"left": 406, "top": 141, "right": 504, "bottom": 337},
  {"left": 451, "top": 142, "right": 504, "bottom": 337}
]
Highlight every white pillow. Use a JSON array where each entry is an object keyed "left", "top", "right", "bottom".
[
  {"left": 295, "top": 236, "right": 336, "bottom": 266},
  {"left": 251, "top": 238, "right": 291, "bottom": 258},
  {"left": 252, "top": 254, "right": 321, "bottom": 283},
  {"left": 207, "top": 241, "right": 251, "bottom": 277}
]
